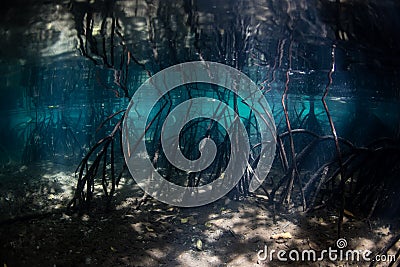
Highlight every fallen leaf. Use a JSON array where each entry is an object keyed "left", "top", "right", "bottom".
[
  {"left": 196, "top": 239, "right": 203, "bottom": 250},
  {"left": 205, "top": 221, "right": 213, "bottom": 228},
  {"left": 146, "top": 226, "right": 154, "bottom": 232},
  {"left": 271, "top": 232, "right": 292, "bottom": 240},
  {"left": 255, "top": 194, "right": 269, "bottom": 201},
  {"left": 180, "top": 218, "right": 189, "bottom": 224},
  {"left": 110, "top": 246, "right": 116, "bottom": 252},
  {"left": 344, "top": 209, "right": 356, "bottom": 218}
]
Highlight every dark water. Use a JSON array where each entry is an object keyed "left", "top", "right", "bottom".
[{"left": 0, "top": 0, "right": 399, "bottom": 170}]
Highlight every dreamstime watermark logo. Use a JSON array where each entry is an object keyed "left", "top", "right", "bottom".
[
  {"left": 257, "top": 238, "right": 396, "bottom": 263},
  {"left": 122, "top": 61, "right": 276, "bottom": 207}
]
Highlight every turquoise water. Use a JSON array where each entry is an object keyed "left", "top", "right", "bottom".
[{"left": 1, "top": 58, "right": 399, "bottom": 166}]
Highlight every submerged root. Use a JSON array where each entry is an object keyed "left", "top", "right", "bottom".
[
  {"left": 68, "top": 113, "right": 126, "bottom": 212},
  {"left": 272, "top": 130, "right": 400, "bottom": 223}
]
